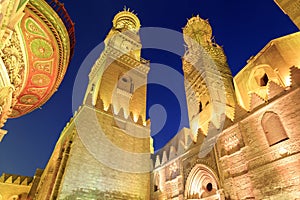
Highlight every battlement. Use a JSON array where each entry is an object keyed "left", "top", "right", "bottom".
[
  {"left": 234, "top": 32, "right": 300, "bottom": 111},
  {"left": 84, "top": 94, "right": 150, "bottom": 127},
  {"left": 0, "top": 173, "right": 33, "bottom": 186},
  {"left": 242, "top": 66, "right": 300, "bottom": 113},
  {"left": 152, "top": 66, "right": 300, "bottom": 168},
  {"left": 152, "top": 128, "right": 194, "bottom": 168}
]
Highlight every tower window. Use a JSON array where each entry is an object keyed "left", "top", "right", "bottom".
[
  {"left": 154, "top": 173, "right": 160, "bottom": 192},
  {"left": 260, "top": 73, "right": 269, "bottom": 86},
  {"left": 154, "top": 185, "right": 158, "bottom": 192},
  {"left": 122, "top": 77, "right": 128, "bottom": 82},
  {"left": 261, "top": 111, "right": 288, "bottom": 146},
  {"left": 117, "top": 75, "right": 133, "bottom": 93},
  {"left": 205, "top": 101, "right": 209, "bottom": 106},
  {"left": 91, "top": 83, "right": 95, "bottom": 92},
  {"left": 199, "top": 102, "right": 203, "bottom": 112}
]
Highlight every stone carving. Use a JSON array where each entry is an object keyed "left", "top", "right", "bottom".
[
  {"left": 0, "top": 0, "right": 19, "bottom": 49},
  {"left": 224, "top": 134, "right": 239, "bottom": 151},
  {"left": 0, "top": 86, "right": 13, "bottom": 127},
  {"left": 1, "top": 31, "right": 25, "bottom": 100}
]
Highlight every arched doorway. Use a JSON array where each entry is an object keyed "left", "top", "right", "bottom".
[{"left": 185, "top": 164, "right": 221, "bottom": 199}]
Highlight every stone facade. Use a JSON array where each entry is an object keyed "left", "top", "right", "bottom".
[
  {"left": 0, "top": 170, "right": 42, "bottom": 199},
  {"left": 1, "top": 2, "right": 300, "bottom": 200},
  {"left": 32, "top": 10, "right": 152, "bottom": 200},
  {"left": 150, "top": 9, "right": 300, "bottom": 200}
]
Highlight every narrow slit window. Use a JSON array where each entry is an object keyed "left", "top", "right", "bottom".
[{"left": 199, "top": 101, "right": 203, "bottom": 112}]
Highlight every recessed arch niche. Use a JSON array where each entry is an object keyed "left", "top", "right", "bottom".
[{"left": 185, "top": 164, "right": 219, "bottom": 199}]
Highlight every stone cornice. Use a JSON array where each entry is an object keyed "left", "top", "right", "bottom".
[{"left": 89, "top": 46, "right": 150, "bottom": 81}]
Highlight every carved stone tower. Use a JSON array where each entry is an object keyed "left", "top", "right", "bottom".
[
  {"left": 33, "top": 10, "right": 152, "bottom": 199},
  {"left": 85, "top": 9, "right": 149, "bottom": 122},
  {"left": 182, "top": 16, "right": 236, "bottom": 156}
]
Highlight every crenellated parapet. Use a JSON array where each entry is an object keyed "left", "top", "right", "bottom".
[
  {"left": 218, "top": 65, "right": 300, "bottom": 130},
  {"left": 0, "top": 173, "right": 33, "bottom": 186},
  {"left": 0, "top": 171, "right": 41, "bottom": 200},
  {"left": 84, "top": 95, "right": 150, "bottom": 128},
  {"left": 240, "top": 65, "right": 300, "bottom": 113},
  {"left": 152, "top": 128, "right": 194, "bottom": 168},
  {"left": 234, "top": 32, "right": 300, "bottom": 111}
]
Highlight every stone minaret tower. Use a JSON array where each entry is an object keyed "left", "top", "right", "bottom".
[
  {"left": 182, "top": 16, "right": 236, "bottom": 156},
  {"left": 33, "top": 10, "right": 152, "bottom": 199},
  {"left": 84, "top": 9, "right": 149, "bottom": 122}
]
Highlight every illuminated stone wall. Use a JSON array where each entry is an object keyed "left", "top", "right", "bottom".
[
  {"left": 217, "top": 68, "right": 300, "bottom": 199},
  {"left": 151, "top": 10, "right": 300, "bottom": 200},
  {"left": 33, "top": 10, "right": 152, "bottom": 200},
  {"left": 152, "top": 65, "right": 300, "bottom": 200},
  {"left": 33, "top": 106, "right": 151, "bottom": 199},
  {"left": 3, "top": 2, "right": 300, "bottom": 199},
  {"left": 234, "top": 32, "right": 300, "bottom": 111},
  {"left": 275, "top": 0, "right": 300, "bottom": 29},
  {"left": 151, "top": 128, "right": 222, "bottom": 200},
  {"left": 54, "top": 106, "right": 151, "bottom": 200},
  {"left": 0, "top": 174, "right": 31, "bottom": 200},
  {"left": 0, "top": 170, "right": 42, "bottom": 200}
]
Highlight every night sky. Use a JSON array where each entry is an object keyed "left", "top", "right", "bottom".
[{"left": 0, "top": 0, "right": 297, "bottom": 176}]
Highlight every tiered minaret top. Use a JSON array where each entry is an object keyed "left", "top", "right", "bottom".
[
  {"left": 112, "top": 9, "right": 141, "bottom": 31},
  {"left": 183, "top": 15, "right": 212, "bottom": 47}
]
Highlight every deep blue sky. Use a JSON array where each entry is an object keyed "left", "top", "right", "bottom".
[{"left": 0, "top": 0, "right": 297, "bottom": 176}]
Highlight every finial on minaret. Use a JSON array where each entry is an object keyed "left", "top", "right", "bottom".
[
  {"left": 122, "top": 6, "right": 136, "bottom": 15},
  {"left": 123, "top": 6, "right": 129, "bottom": 12},
  {"left": 113, "top": 7, "right": 141, "bottom": 30}
]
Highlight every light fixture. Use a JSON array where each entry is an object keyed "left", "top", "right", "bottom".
[{"left": 278, "top": 146, "right": 288, "bottom": 157}]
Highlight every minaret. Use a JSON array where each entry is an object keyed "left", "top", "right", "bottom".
[
  {"left": 34, "top": 9, "right": 151, "bottom": 199},
  {"left": 85, "top": 9, "right": 149, "bottom": 122},
  {"left": 182, "top": 16, "right": 236, "bottom": 156}
]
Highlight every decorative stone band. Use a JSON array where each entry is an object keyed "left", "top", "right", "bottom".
[{"left": 89, "top": 45, "right": 149, "bottom": 81}]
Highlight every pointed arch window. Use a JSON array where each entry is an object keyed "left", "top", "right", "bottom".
[{"left": 261, "top": 111, "right": 288, "bottom": 146}]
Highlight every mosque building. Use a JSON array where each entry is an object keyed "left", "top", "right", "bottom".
[{"left": 0, "top": 0, "right": 300, "bottom": 199}]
